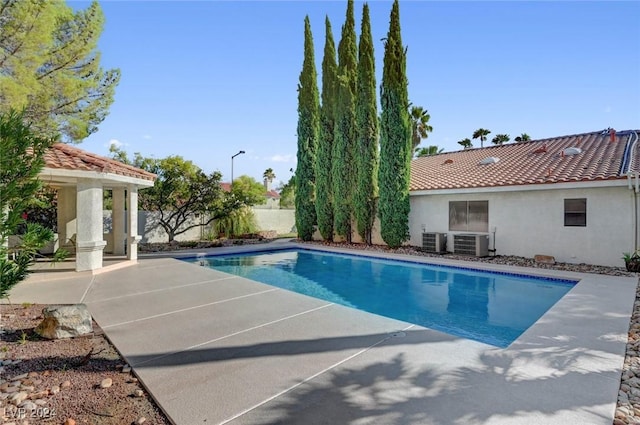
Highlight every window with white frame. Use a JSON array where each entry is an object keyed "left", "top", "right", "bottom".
[{"left": 449, "top": 201, "right": 489, "bottom": 232}]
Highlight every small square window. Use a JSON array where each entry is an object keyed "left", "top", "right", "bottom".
[{"left": 564, "top": 198, "right": 586, "bottom": 227}]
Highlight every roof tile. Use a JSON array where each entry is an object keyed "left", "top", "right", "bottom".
[
  {"left": 44, "top": 143, "right": 156, "bottom": 182},
  {"left": 410, "top": 130, "right": 639, "bottom": 191}
]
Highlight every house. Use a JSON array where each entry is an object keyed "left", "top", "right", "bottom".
[
  {"left": 408, "top": 129, "right": 640, "bottom": 267},
  {"left": 256, "top": 178, "right": 281, "bottom": 210},
  {"left": 39, "top": 143, "right": 156, "bottom": 271}
]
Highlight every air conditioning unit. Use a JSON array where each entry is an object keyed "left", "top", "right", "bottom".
[
  {"left": 453, "top": 234, "right": 489, "bottom": 257},
  {"left": 422, "top": 232, "right": 447, "bottom": 253}
]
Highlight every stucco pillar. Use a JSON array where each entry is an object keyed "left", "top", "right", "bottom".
[
  {"left": 56, "top": 186, "right": 77, "bottom": 253},
  {"left": 112, "top": 187, "right": 126, "bottom": 255},
  {"left": 127, "top": 185, "right": 141, "bottom": 261},
  {"left": 75, "top": 179, "right": 106, "bottom": 271}
]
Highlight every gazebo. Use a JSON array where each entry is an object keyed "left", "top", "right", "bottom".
[{"left": 39, "top": 143, "right": 156, "bottom": 272}]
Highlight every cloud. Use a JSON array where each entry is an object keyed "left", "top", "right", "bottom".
[
  {"left": 106, "top": 139, "right": 124, "bottom": 149},
  {"left": 604, "top": 105, "right": 612, "bottom": 113},
  {"left": 142, "top": 134, "right": 152, "bottom": 140},
  {"left": 268, "top": 154, "right": 295, "bottom": 163}
]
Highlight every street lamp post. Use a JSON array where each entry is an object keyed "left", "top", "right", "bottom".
[{"left": 231, "top": 150, "right": 245, "bottom": 189}]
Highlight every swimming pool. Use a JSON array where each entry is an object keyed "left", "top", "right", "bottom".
[{"left": 185, "top": 249, "right": 577, "bottom": 347}]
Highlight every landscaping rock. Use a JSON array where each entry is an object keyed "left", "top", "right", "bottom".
[
  {"left": 534, "top": 254, "right": 556, "bottom": 264},
  {"left": 34, "top": 304, "right": 92, "bottom": 339},
  {"left": 9, "top": 391, "right": 28, "bottom": 405}
]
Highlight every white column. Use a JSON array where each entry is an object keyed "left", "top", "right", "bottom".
[
  {"left": 75, "top": 179, "right": 106, "bottom": 271},
  {"left": 127, "top": 185, "right": 141, "bottom": 261},
  {"left": 112, "top": 187, "right": 126, "bottom": 255},
  {"left": 57, "top": 187, "right": 77, "bottom": 253}
]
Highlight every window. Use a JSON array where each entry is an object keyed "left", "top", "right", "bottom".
[
  {"left": 564, "top": 198, "right": 586, "bottom": 227},
  {"left": 449, "top": 201, "right": 488, "bottom": 232}
]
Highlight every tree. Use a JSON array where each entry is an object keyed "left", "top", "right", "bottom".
[
  {"left": 263, "top": 168, "right": 276, "bottom": 185},
  {"left": 277, "top": 176, "right": 296, "bottom": 209},
  {"left": 315, "top": 16, "right": 338, "bottom": 242},
  {"left": 332, "top": 0, "right": 358, "bottom": 242},
  {"left": 110, "top": 148, "right": 242, "bottom": 243},
  {"left": 354, "top": 3, "right": 378, "bottom": 245},
  {"left": 472, "top": 128, "right": 491, "bottom": 148},
  {"left": 515, "top": 133, "right": 531, "bottom": 142},
  {"left": 295, "top": 16, "right": 320, "bottom": 241},
  {"left": 491, "top": 134, "right": 510, "bottom": 145},
  {"left": 214, "top": 206, "right": 258, "bottom": 238},
  {"left": 458, "top": 138, "right": 473, "bottom": 149},
  {"left": 409, "top": 106, "right": 433, "bottom": 150},
  {"left": 414, "top": 145, "right": 443, "bottom": 157},
  {"left": 378, "top": 0, "right": 411, "bottom": 249},
  {"left": 232, "top": 175, "right": 267, "bottom": 207},
  {"left": 0, "top": 1, "right": 120, "bottom": 143},
  {"left": 0, "top": 111, "right": 60, "bottom": 298}
]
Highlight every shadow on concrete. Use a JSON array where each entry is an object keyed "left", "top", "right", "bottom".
[
  {"left": 125, "top": 329, "right": 458, "bottom": 367},
  {"left": 244, "top": 345, "right": 618, "bottom": 425}
]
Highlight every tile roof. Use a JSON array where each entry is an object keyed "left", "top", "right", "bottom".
[
  {"left": 266, "top": 189, "right": 281, "bottom": 199},
  {"left": 410, "top": 130, "right": 639, "bottom": 191},
  {"left": 44, "top": 143, "right": 156, "bottom": 182}
]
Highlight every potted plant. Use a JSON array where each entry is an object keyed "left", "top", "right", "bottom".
[{"left": 623, "top": 250, "right": 640, "bottom": 272}]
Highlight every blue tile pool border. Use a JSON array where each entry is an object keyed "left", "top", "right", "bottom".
[{"left": 178, "top": 246, "right": 579, "bottom": 286}]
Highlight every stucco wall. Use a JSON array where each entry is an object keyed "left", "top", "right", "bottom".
[
  {"left": 409, "top": 184, "right": 636, "bottom": 267},
  {"left": 104, "top": 209, "right": 296, "bottom": 244},
  {"left": 253, "top": 209, "right": 296, "bottom": 235}
]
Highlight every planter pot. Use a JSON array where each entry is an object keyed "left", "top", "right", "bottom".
[{"left": 626, "top": 258, "right": 640, "bottom": 272}]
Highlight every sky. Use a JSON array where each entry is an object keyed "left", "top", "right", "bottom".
[{"left": 72, "top": 0, "right": 640, "bottom": 188}]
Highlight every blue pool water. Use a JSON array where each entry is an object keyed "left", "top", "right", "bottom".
[{"left": 185, "top": 249, "right": 576, "bottom": 347}]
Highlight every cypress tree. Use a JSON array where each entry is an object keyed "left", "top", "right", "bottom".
[
  {"left": 315, "top": 17, "right": 338, "bottom": 242},
  {"left": 332, "top": 0, "right": 357, "bottom": 242},
  {"left": 295, "top": 16, "right": 320, "bottom": 241},
  {"left": 378, "top": 0, "right": 411, "bottom": 248},
  {"left": 354, "top": 3, "right": 378, "bottom": 245}
]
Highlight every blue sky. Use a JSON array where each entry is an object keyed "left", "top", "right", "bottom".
[{"left": 74, "top": 1, "right": 640, "bottom": 187}]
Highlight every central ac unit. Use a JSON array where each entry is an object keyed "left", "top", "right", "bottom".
[
  {"left": 453, "top": 234, "right": 489, "bottom": 257},
  {"left": 422, "top": 232, "right": 447, "bottom": 253}
]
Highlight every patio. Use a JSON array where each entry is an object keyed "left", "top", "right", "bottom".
[{"left": 5, "top": 242, "right": 637, "bottom": 425}]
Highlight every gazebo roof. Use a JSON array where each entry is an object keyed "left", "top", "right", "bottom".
[{"left": 40, "top": 143, "right": 156, "bottom": 187}]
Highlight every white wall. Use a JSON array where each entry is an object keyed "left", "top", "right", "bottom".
[
  {"left": 253, "top": 209, "right": 296, "bottom": 235},
  {"left": 409, "top": 184, "right": 636, "bottom": 267},
  {"left": 103, "top": 209, "right": 296, "bottom": 244}
]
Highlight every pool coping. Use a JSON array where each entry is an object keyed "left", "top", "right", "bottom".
[{"left": 9, "top": 240, "right": 638, "bottom": 425}]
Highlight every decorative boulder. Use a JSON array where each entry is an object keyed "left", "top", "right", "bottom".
[{"left": 35, "top": 304, "right": 93, "bottom": 339}]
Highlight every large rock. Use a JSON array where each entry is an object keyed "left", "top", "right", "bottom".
[
  {"left": 534, "top": 254, "right": 556, "bottom": 265},
  {"left": 35, "top": 304, "right": 93, "bottom": 339}
]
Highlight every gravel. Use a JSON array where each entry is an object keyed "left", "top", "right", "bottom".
[{"left": 0, "top": 304, "right": 171, "bottom": 425}]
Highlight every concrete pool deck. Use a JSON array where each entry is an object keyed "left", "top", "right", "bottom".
[{"left": 5, "top": 241, "right": 637, "bottom": 425}]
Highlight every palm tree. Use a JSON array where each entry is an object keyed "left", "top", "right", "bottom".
[
  {"left": 515, "top": 133, "right": 531, "bottom": 142},
  {"left": 491, "top": 134, "right": 510, "bottom": 145},
  {"left": 414, "top": 145, "right": 444, "bottom": 158},
  {"left": 263, "top": 168, "right": 276, "bottom": 183},
  {"left": 458, "top": 138, "right": 472, "bottom": 149},
  {"left": 472, "top": 128, "right": 491, "bottom": 148},
  {"left": 263, "top": 168, "right": 276, "bottom": 190},
  {"left": 409, "top": 106, "right": 433, "bottom": 149}
]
